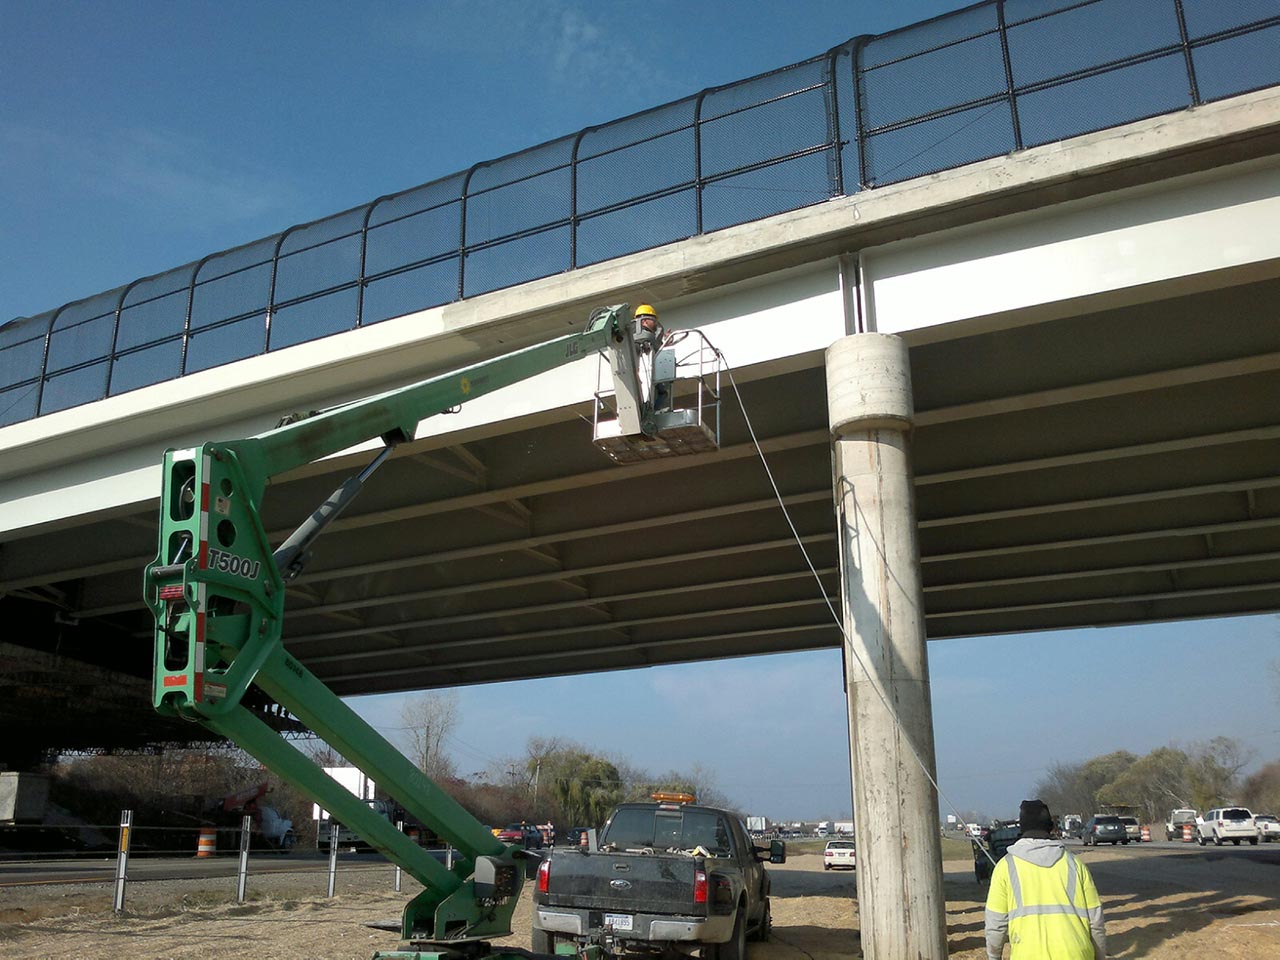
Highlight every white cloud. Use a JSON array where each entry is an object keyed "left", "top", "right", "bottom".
[
  {"left": 0, "top": 121, "right": 295, "bottom": 226},
  {"left": 552, "top": 8, "right": 606, "bottom": 76},
  {"left": 102, "top": 128, "right": 290, "bottom": 222}
]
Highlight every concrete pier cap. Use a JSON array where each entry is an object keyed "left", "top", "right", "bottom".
[{"left": 825, "top": 334, "right": 914, "bottom": 437}]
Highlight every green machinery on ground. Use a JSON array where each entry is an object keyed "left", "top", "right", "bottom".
[{"left": 145, "top": 305, "right": 719, "bottom": 959}]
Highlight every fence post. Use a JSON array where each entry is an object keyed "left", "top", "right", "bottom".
[
  {"left": 327, "top": 820, "right": 340, "bottom": 897},
  {"left": 394, "top": 819, "right": 404, "bottom": 892},
  {"left": 113, "top": 809, "right": 133, "bottom": 914},
  {"left": 236, "top": 814, "right": 252, "bottom": 903}
]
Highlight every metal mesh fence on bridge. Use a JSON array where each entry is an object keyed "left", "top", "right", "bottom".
[{"left": 2, "top": 0, "right": 1277, "bottom": 427}]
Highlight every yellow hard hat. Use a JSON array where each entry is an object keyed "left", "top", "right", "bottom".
[{"left": 634, "top": 303, "right": 658, "bottom": 318}]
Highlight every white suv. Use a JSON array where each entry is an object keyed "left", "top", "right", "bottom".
[{"left": 1196, "top": 807, "right": 1257, "bottom": 846}]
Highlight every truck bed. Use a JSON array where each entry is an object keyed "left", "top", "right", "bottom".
[{"left": 538, "top": 848, "right": 708, "bottom": 915}]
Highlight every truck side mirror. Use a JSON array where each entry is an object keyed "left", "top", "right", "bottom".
[{"left": 769, "top": 840, "right": 786, "bottom": 864}]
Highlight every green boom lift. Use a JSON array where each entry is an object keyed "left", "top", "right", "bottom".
[{"left": 144, "top": 305, "right": 718, "bottom": 959}]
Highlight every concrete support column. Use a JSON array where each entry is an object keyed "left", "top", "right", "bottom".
[{"left": 826, "top": 333, "right": 947, "bottom": 960}]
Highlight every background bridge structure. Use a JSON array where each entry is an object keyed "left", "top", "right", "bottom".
[{"left": 0, "top": 0, "right": 1278, "bottom": 781}]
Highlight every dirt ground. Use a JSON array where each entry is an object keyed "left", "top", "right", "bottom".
[{"left": 1, "top": 848, "right": 1278, "bottom": 959}]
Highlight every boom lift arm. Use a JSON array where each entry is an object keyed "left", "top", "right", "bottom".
[{"left": 144, "top": 305, "right": 681, "bottom": 957}]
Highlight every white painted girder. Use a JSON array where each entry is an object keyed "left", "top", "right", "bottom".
[{"left": 866, "top": 159, "right": 1280, "bottom": 337}]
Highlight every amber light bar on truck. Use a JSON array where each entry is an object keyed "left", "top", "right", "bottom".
[{"left": 651, "top": 791, "right": 696, "bottom": 804}]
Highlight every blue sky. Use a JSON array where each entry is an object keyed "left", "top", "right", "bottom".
[
  {"left": 2, "top": 0, "right": 949, "bottom": 320},
  {"left": 348, "top": 618, "right": 1280, "bottom": 822},
  {"left": 3, "top": 1, "right": 1277, "bottom": 820}
]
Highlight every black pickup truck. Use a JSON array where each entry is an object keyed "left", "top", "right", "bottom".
[{"left": 531, "top": 799, "right": 785, "bottom": 960}]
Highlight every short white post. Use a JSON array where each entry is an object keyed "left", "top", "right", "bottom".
[
  {"left": 112, "top": 809, "right": 132, "bottom": 914},
  {"left": 236, "top": 814, "right": 252, "bottom": 903},
  {"left": 394, "top": 819, "right": 404, "bottom": 892},
  {"left": 326, "top": 821, "right": 340, "bottom": 897}
]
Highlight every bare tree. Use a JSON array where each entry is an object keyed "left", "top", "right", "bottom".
[
  {"left": 1097, "top": 747, "right": 1192, "bottom": 823},
  {"left": 1186, "top": 736, "right": 1252, "bottom": 809},
  {"left": 300, "top": 738, "right": 346, "bottom": 769},
  {"left": 1241, "top": 761, "right": 1280, "bottom": 814},
  {"left": 399, "top": 691, "right": 459, "bottom": 782},
  {"left": 1033, "top": 753, "right": 1138, "bottom": 818},
  {"left": 1029, "top": 762, "right": 1090, "bottom": 814}
]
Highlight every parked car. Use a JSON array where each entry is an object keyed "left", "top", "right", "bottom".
[
  {"left": 1196, "top": 807, "right": 1257, "bottom": 846},
  {"left": 1118, "top": 816, "right": 1142, "bottom": 842},
  {"left": 1254, "top": 814, "right": 1280, "bottom": 842},
  {"left": 496, "top": 822, "right": 544, "bottom": 849},
  {"left": 1082, "top": 815, "right": 1128, "bottom": 845},
  {"left": 823, "top": 839, "right": 856, "bottom": 871}
]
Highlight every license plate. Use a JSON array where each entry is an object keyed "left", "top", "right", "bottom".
[{"left": 604, "top": 914, "right": 633, "bottom": 932}]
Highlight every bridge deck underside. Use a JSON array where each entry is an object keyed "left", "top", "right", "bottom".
[{"left": 3, "top": 274, "right": 1278, "bottom": 753}]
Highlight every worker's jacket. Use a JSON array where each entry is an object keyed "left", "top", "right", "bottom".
[{"left": 984, "top": 838, "right": 1107, "bottom": 960}]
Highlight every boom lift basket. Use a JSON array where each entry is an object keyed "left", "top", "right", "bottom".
[{"left": 592, "top": 328, "right": 721, "bottom": 463}]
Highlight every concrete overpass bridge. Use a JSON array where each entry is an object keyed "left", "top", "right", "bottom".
[{"left": 2, "top": 3, "right": 1279, "bottom": 955}]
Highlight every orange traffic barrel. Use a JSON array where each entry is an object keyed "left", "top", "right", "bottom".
[
  {"left": 1182, "top": 823, "right": 1193, "bottom": 842},
  {"left": 197, "top": 826, "right": 217, "bottom": 857},
  {"left": 1140, "top": 825, "right": 1150, "bottom": 842}
]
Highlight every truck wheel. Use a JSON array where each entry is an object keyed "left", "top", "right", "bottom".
[
  {"left": 713, "top": 906, "right": 746, "bottom": 960},
  {"left": 1196, "top": 833, "right": 1205, "bottom": 846},
  {"left": 748, "top": 899, "right": 771, "bottom": 942},
  {"left": 1214, "top": 833, "right": 1223, "bottom": 846},
  {"left": 531, "top": 928, "right": 555, "bottom": 955},
  {"left": 1249, "top": 838, "right": 1258, "bottom": 846}
]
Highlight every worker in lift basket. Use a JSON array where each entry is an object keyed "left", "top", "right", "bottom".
[{"left": 985, "top": 799, "right": 1107, "bottom": 960}]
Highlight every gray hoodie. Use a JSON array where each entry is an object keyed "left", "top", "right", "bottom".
[{"left": 985, "top": 838, "right": 1107, "bottom": 959}]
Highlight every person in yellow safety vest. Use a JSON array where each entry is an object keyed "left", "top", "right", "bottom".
[{"left": 985, "top": 799, "right": 1107, "bottom": 959}]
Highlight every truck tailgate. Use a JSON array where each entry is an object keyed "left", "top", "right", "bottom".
[{"left": 543, "top": 851, "right": 702, "bottom": 915}]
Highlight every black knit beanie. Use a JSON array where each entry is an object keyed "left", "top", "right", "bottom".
[{"left": 1019, "top": 799, "right": 1054, "bottom": 838}]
